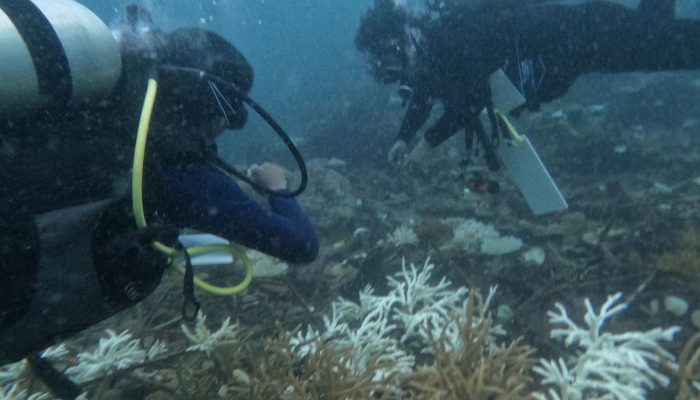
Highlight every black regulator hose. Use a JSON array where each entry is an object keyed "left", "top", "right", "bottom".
[{"left": 158, "top": 65, "right": 308, "bottom": 197}]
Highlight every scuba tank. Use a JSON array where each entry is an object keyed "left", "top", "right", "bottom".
[{"left": 0, "top": 0, "right": 121, "bottom": 115}]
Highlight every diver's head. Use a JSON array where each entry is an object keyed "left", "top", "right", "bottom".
[
  {"left": 356, "top": 0, "right": 415, "bottom": 84},
  {"left": 156, "top": 27, "right": 254, "bottom": 131}
]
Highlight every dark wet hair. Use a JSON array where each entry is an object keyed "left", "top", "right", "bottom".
[{"left": 355, "top": 0, "right": 408, "bottom": 57}]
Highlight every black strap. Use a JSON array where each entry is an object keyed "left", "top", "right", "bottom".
[
  {"left": 0, "top": 0, "right": 72, "bottom": 104},
  {"left": 158, "top": 65, "right": 309, "bottom": 198},
  {"left": 28, "top": 354, "right": 82, "bottom": 400},
  {"left": 175, "top": 242, "right": 200, "bottom": 321},
  {"left": 480, "top": 79, "right": 500, "bottom": 171}
]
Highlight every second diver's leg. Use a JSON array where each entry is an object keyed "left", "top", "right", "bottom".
[{"left": 584, "top": 1, "right": 700, "bottom": 72}]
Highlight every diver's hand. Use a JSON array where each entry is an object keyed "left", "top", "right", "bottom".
[
  {"left": 247, "top": 162, "right": 290, "bottom": 191},
  {"left": 388, "top": 140, "right": 408, "bottom": 164},
  {"left": 405, "top": 137, "right": 433, "bottom": 167}
]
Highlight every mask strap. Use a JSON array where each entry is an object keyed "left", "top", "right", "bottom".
[{"left": 208, "top": 80, "right": 235, "bottom": 128}]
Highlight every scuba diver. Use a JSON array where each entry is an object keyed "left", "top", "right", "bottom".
[
  {"left": 0, "top": 0, "right": 318, "bottom": 386},
  {"left": 355, "top": 0, "right": 700, "bottom": 168}
]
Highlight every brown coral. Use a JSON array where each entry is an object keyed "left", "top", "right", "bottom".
[
  {"left": 404, "top": 292, "right": 537, "bottom": 400},
  {"left": 673, "top": 333, "right": 700, "bottom": 400},
  {"left": 234, "top": 326, "right": 397, "bottom": 399},
  {"left": 657, "top": 229, "right": 700, "bottom": 291}
]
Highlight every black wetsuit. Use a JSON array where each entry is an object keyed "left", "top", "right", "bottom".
[{"left": 397, "top": 1, "right": 700, "bottom": 147}]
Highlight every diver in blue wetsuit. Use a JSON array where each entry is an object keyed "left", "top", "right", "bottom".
[
  {"left": 356, "top": 0, "right": 700, "bottom": 167},
  {"left": 0, "top": 2, "right": 318, "bottom": 372}
]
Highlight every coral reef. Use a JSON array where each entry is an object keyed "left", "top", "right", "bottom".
[
  {"left": 657, "top": 228, "right": 700, "bottom": 291},
  {"left": 405, "top": 292, "right": 536, "bottom": 400},
  {"left": 5, "top": 67, "right": 700, "bottom": 400},
  {"left": 673, "top": 333, "right": 700, "bottom": 400},
  {"left": 533, "top": 293, "right": 679, "bottom": 400}
]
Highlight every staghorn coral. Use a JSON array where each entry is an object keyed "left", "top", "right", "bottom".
[
  {"left": 181, "top": 313, "right": 238, "bottom": 358},
  {"left": 406, "top": 291, "right": 537, "bottom": 400},
  {"left": 65, "top": 329, "right": 165, "bottom": 383},
  {"left": 673, "top": 333, "right": 700, "bottom": 400},
  {"left": 533, "top": 293, "right": 679, "bottom": 400},
  {"left": 285, "top": 258, "right": 518, "bottom": 398},
  {"left": 291, "top": 258, "right": 504, "bottom": 388},
  {"left": 234, "top": 327, "right": 397, "bottom": 399}
]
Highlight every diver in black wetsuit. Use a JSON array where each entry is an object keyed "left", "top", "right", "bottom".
[{"left": 356, "top": 0, "right": 700, "bottom": 167}]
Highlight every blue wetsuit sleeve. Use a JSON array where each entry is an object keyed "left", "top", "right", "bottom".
[{"left": 158, "top": 165, "right": 318, "bottom": 264}]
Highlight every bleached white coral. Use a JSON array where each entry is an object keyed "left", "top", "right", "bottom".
[
  {"left": 388, "top": 258, "right": 469, "bottom": 347},
  {"left": 146, "top": 339, "right": 168, "bottom": 360},
  {"left": 39, "top": 344, "right": 69, "bottom": 361},
  {"left": 533, "top": 293, "right": 680, "bottom": 400},
  {"left": 444, "top": 218, "right": 522, "bottom": 255},
  {"left": 0, "top": 362, "right": 43, "bottom": 400},
  {"left": 65, "top": 329, "right": 148, "bottom": 383},
  {"left": 290, "top": 324, "right": 322, "bottom": 359},
  {"left": 0, "top": 360, "right": 26, "bottom": 387},
  {"left": 181, "top": 313, "right": 238, "bottom": 358},
  {"left": 293, "top": 257, "right": 502, "bottom": 385},
  {"left": 246, "top": 249, "right": 289, "bottom": 277},
  {"left": 387, "top": 223, "right": 419, "bottom": 247},
  {"left": 0, "top": 383, "right": 50, "bottom": 400}
]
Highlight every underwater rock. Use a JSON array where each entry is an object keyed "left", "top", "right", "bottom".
[
  {"left": 480, "top": 235, "right": 523, "bottom": 256},
  {"left": 653, "top": 182, "right": 673, "bottom": 194},
  {"left": 692, "top": 310, "right": 700, "bottom": 329},
  {"left": 522, "top": 247, "right": 546, "bottom": 266},
  {"left": 325, "top": 157, "right": 347, "bottom": 168},
  {"left": 663, "top": 295, "right": 689, "bottom": 317}
]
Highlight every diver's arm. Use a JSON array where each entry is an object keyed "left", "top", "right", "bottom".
[
  {"left": 158, "top": 165, "right": 319, "bottom": 264},
  {"left": 396, "top": 92, "right": 434, "bottom": 143},
  {"left": 422, "top": 108, "right": 467, "bottom": 148}
]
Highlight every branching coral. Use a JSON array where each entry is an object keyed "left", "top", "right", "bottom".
[
  {"left": 533, "top": 293, "right": 680, "bottom": 400},
  {"left": 65, "top": 329, "right": 160, "bottom": 383},
  {"left": 406, "top": 291, "right": 537, "bottom": 400},
  {"left": 289, "top": 257, "right": 508, "bottom": 397},
  {"left": 0, "top": 383, "right": 50, "bottom": 400},
  {"left": 673, "top": 332, "right": 700, "bottom": 400},
  {"left": 181, "top": 313, "right": 238, "bottom": 358},
  {"left": 230, "top": 324, "right": 398, "bottom": 400}
]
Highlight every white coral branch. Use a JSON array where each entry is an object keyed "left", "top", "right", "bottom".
[
  {"left": 181, "top": 313, "right": 238, "bottom": 358},
  {"left": 65, "top": 329, "right": 146, "bottom": 383},
  {"left": 534, "top": 293, "right": 680, "bottom": 400}
]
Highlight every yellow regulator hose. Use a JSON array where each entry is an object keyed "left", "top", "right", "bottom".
[
  {"left": 132, "top": 78, "right": 253, "bottom": 295},
  {"left": 494, "top": 109, "right": 526, "bottom": 143}
]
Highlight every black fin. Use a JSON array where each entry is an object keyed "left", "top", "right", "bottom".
[{"left": 638, "top": 0, "right": 676, "bottom": 19}]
